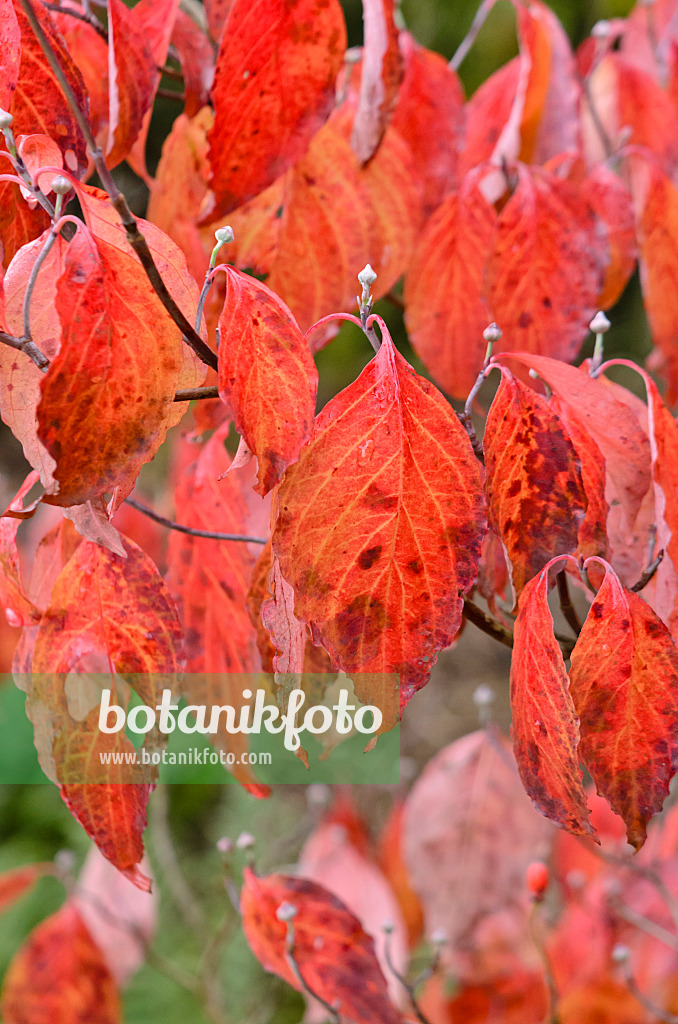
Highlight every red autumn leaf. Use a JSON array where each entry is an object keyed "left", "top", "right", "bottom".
[
  {"left": 165, "top": 426, "right": 270, "bottom": 792},
  {"left": 25, "top": 535, "right": 183, "bottom": 885},
  {"left": 351, "top": 0, "right": 403, "bottom": 165},
  {"left": 260, "top": 554, "right": 306, "bottom": 676},
  {"left": 390, "top": 33, "right": 465, "bottom": 216},
  {"left": 0, "top": 903, "right": 120, "bottom": 1024},
  {"left": 274, "top": 318, "right": 485, "bottom": 713},
  {"left": 486, "top": 163, "right": 606, "bottom": 364},
  {"left": 548, "top": 391, "right": 609, "bottom": 562},
  {"left": 36, "top": 221, "right": 184, "bottom": 508},
  {"left": 499, "top": 353, "right": 651, "bottom": 531},
  {"left": 510, "top": 559, "right": 597, "bottom": 839},
  {"left": 204, "top": 0, "right": 233, "bottom": 42},
  {"left": 569, "top": 559, "right": 678, "bottom": 850},
  {"left": 581, "top": 163, "right": 637, "bottom": 311},
  {"left": 643, "top": 372, "right": 678, "bottom": 641},
  {"left": 0, "top": 0, "right": 20, "bottom": 112},
  {"left": 403, "top": 166, "right": 496, "bottom": 400},
  {"left": 204, "top": 0, "right": 347, "bottom": 219},
  {"left": 51, "top": 10, "right": 110, "bottom": 146},
  {"left": 0, "top": 864, "right": 47, "bottom": 913},
  {"left": 630, "top": 157, "right": 678, "bottom": 404},
  {"left": 217, "top": 268, "right": 318, "bottom": 496},
  {"left": 241, "top": 867, "right": 403, "bottom": 1024},
  {"left": 0, "top": 471, "right": 41, "bottom": 627},
  {"left": 582, "top": 54, "right": 678, "bottom": 176},
  {"left": 170, "top": 11, "right": 215, "bottom": 118},
  {"left": 460, "top": 59, "right": 521, "bottom": 177},
  {"left": 105, "top": 0, "right": 157, "bottom": 169},
  {"left": 402, "top": 731, "right": 554, "bottom": 960},
  {"left": 228, "top": 98, "right": 420, "bottom": 336},
  {"left": 483, "top": 367, "right": 587, "bottom": 597}
]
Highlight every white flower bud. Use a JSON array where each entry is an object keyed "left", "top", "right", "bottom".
[
  {"left": 215, "top": 226, "right": 234, "bottom": 244},
  {"left": 51, "top": 175, "right": 71, "bottom": 196},
  {"left": 276, "top": 901, "right": 298, "bottom": 922},
  {"left": 0, "top": 109, "right": 13, "bottom": 130},
  {"left": 483, "top": 322, "right": 502, "bottom": 344},
  {"left": 358, "top": 264, "right": 377, "bottom": 288},
  {"left": 590, "top": 310, "right": 611, "bottom": 334}
]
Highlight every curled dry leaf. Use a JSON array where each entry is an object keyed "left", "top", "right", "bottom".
[
  {"left": 241, "top": 867, "right": 403, "bottom": 1024},
  {"left": 0, "top": 903, "right": 120, "bottom": 1024},
  {"left": 273, "top": 318, "right": 485, "bottom": 714},
  {"left": 350, "top": 0, "right": 403, "bottom": 165},
  {"left": 570, "top": 559, "right": 678, "bottom": 851}
]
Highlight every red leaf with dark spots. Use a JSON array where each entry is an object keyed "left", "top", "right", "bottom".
[{"left": 106, "top": 0, "right": 157, "bottom": 169}]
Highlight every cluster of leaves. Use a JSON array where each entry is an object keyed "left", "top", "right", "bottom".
[{"left": 2, "top": 0, "right": 678, "bottom": 1018}]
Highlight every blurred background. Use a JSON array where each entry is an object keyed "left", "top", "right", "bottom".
[{"left": 0, "top": 0, "right": 648, "bottom": 1021}]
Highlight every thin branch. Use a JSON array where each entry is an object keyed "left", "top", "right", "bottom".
[
  {"left": 582, "top": 76, "right": 614, "bottom": 160},
  {"left": 556, "top": 571, "right": 582, "bottom": 637},
  {"left": 159, "top": 63, "right": 185, "bottom": 82},
  {"left": 125, "top": 497, "right": 268, "bottom": 544},
  {"left": 174, "top": 385, "right": 220, "bottom": 402},
  {"left": 16, "top": 0, "right": 219, "bottom": 373},
  {"left": 40, "top": 0, "right": 107, "bottom": 37},
  {"left": 624, "top": 972, "right": 678, "bottom": 1024},
  {"left": 450, "top": 0, "right": 497, "bottom": 70},
  {"left": 157, "top": 87, "right": 186, "bottom": 102},
  {"left": 463, "top": 598, "right": 514, "bottom": 649},
  {"left": 631, "top": 549, "right": 664, "bottom": 593},
  {"left": 528, "top": 902, "right": 560, "bottom": 1024},
  {"left": 0, "top": 330, "right": 50, "bottom": 371},
  {"left": 149, "top": 785, "right": 206, "bottom": 941},
  {"left": 284, "top": 949, "right": 341, "bottom": 1024},
  {"left": 382, "top": 929, "right": 432, "bottom": 1024}
]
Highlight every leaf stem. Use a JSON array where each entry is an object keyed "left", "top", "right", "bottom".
[
  {"left": 463, "top": 598, "right": 513, "bottom": 648},
  {"left": 382, "top": 927, "right": 433, "bottom": 1024},
  {"left": 528, "top": 901, "right": 560, "bottom": 1024},
  {"left": 450, "top": 0, "right": 497, "bottom": 70},
  {"left": 174, "top": 385, "right": 220, "bottom": 402},
  {"left": 40, "top": 0, "right": 107, "bottom": 36},
  {"left": 125, "top": 497, "right": 268, "bottom": 544},
  {"left": 22, "top": 226, "right": 59, "bottom": 340},
  {"left": 16, "top": 0, "right": 219, "bottom": 373},
  {"left": 556, "top": 571, "right": 582, "bottom": 637},
  {"left": 631, "top": 548, "right": 664, "bottom": 593},
  {"left": 0, "top": 330, "right": 50, "bottom": 371}
]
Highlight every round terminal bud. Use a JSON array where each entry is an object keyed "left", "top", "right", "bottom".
[
  {"left": 235, "top": 830, "right": 256, "bottom": 850},
  {"left": 306, "top": 783, "right": 330, "bottom": 809},
  {"left": 215, "top": 226, "right": 234, "bottom": 244},
  {"left": 526, "top": 861, "right": 550, "bottom": 899},
  {"left": 54, "top": 849, "right": 77, "bottom": 873},
  {"left": 473, "top": 683, "right": 495, "bottom": 708},
  {"left": 276, "top": 901, "right": 298, "bottom": 922},
  {"left": 358, "top": 263, "right": 377, "bottom": 288},
  {"left": 483, "top": 322, "right": 502, "bottom": 344},
  {"left": 382, "top": 920, "right": 395, "bottom": 935},
  {"left": 590, "top": 310, "right": 611, "bottom": 334},
  {"left": 591, "top": 19, "right": 611, "bottom": 37},
  {"left": 216, "top": 836, "right": 233, "bottom": 855},
  {"left": 430, "top": 927, "right": 448, "bottom": 946},
  {"left": 51, "top": 175, "right": 71, "bottom": 196},
  {"left": 612, "top": 943, "right": 630, "bottom": 964},
  {"left": 0, "top": 108, "right": 13, "bottom": 130}
]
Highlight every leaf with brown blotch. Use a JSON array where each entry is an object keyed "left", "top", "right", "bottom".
[
  {"left": 548, "top": 392, "right": 609, "bottom": 562},
  {"left": 0, "top": 903, "right": 120, "bottom": 1024},
  {"left": 0, "top": 471, "right": 42, "bottom": 628},
  {"left": 402, "top": 730, "right": 554, "bottom": 961},
  {"left": 260, "top": 555, "right": 306, "bottom": 676},
  {"left": 0, "top": 184, "right": 50, "bottom": 270},
  {"left": 498, "top": 354, "right": 651, "bottom": 531},
  {"left": 241, "top": 867, "right": 403, "bottom": 1024},
  {"left": 217, "top": 268, "right": 318, "bottom": 496},
  {"left": 273, "top": 318, "right": 485, "bottom": 714},
  {"left": 204, "top": 0, "right": 347, "bottom": 220},
  {"left": 23, "top": 535, "right": 182, "bottom": 885},
  {"left": 630, "top": 157, "right": 678, "bottom": 404},
  {"left": 483, "top": 367, "right": 587, "bottom": 597},
  {"left": 644, "top": 372, "right": 678, "bottom": 642},
  {"left": 170, "top": 11, "right": 215, "bottom": 118},
  {"left": 51, "top": 10, "right": 110, "bottom": 147},
  {"left": 0, "top": 864, "right": 48, "bottom": 914},
  {"left": 36, "top": 222, "right": 184, "bottom": 508},
  {"left": 106, "top": 0, "right": 157, "bottom": 169},
  {"left": 486, "top": 163, "right": 606, "bottom": 365},
  {"left": 569, "top": 559, "right": 678, "bottom": 851},
  {"left": 228, "top": 98, "right": 420, "bottom": 337},
  {"left": 511, "top": 559, "right": 597, "bottom": 840},
  {"left": 350, "top": 0, "right": 403, "bottom": 165},
  {"left": 403, "top": 166, "right": 496, "bottom": 400},
  {"left": 390, "top": 33, "right": 465, "bottom": 217}
]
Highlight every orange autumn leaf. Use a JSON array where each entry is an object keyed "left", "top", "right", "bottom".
[
  {"left": 36, "top": 221, "right": 184, "bottom": 508},
  {"left": 644, "top": 372, "right": 678, "bottom": 641},
  {"left": 350, "top": 0, "right": 403, "bottom": 165},
  {"left": 486, "top": 163, "right": 606, "bottom": 363},
  {"left": 581, "top": 164, "right": 637, "bottom": 311},
  {"left": 510, "top": 559, "right": 597, "bottom": 839},
  {"left": 404, "top": 166, "right": 496, "bottom": 399},
  {"left": 241, "top": 867, "right": 403, "bottom": 1024},
  {"left": 204, "top": 0, "right": 347, "bottom": 219},
  {"left": 273, "top": 319, "right": 485, "bottom": 713},
  {"left": 170, "top": 10, "right": 215, "bottom": 118},
  {"left": 51, "top": 10, "right": 109, "bottom": 146},
  {"left": 105, "top": 0, "right": 157, "bottom": 169},
  {"left": 570, "top": 559, "right": 678, "bottom": 851},
  {"left": 483, "top": 368, "right": 587, "bottom": 597},
  {"left": 0, "top": 471, "right": 41, "bottom": 627},
  {"left": 217, "top": 268, "right": 318, "bottom": 496},
  {"left": 1, "top": 903, "right": 120, "bottom": 1024},
  {"left": 0, "top": 0, "right": 20, "bottom": 113}
]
